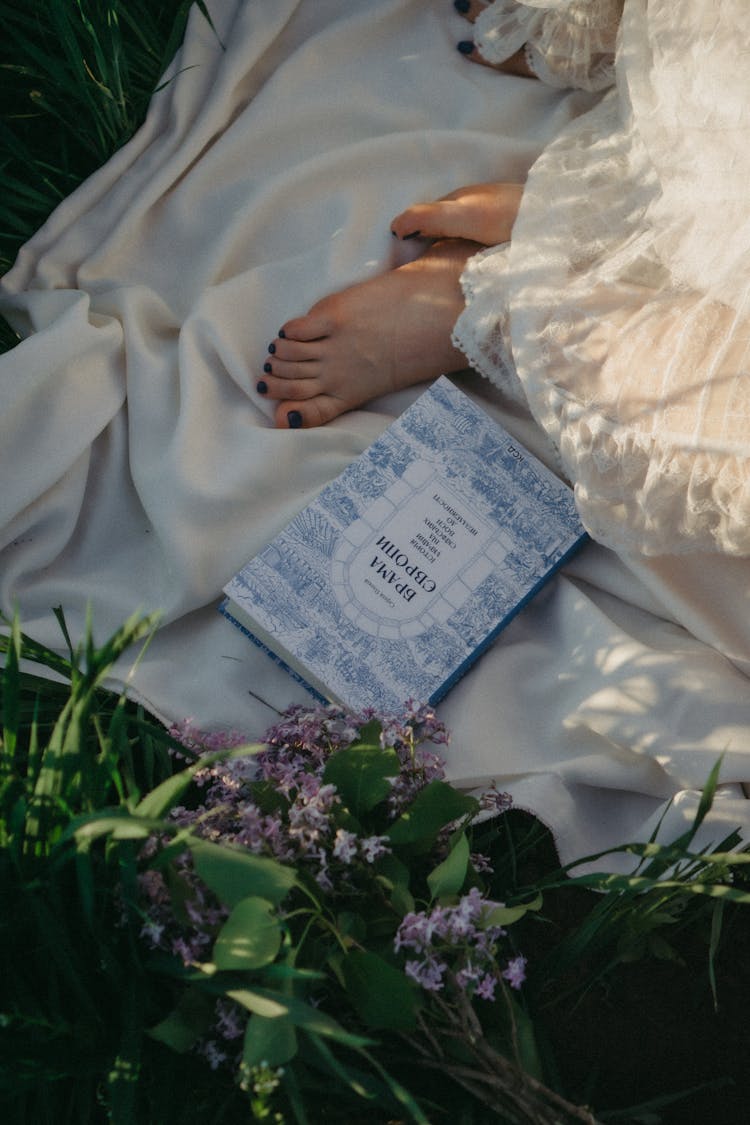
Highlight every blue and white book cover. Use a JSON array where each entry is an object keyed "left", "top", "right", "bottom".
[{"left": 222, "top": 378, "right": 587, "bottom": 712}]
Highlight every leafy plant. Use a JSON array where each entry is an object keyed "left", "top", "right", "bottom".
[
  {"left": 3, "top": 612, "right": 750, "bottom": 1124},
  {"left": 0, "top": 610, "right": 246, "bottom": 1124},
  {"left": 71, "top": 704, "right": 559, "bottom": 1124}
]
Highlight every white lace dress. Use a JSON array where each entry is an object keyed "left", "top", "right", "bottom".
[{"left": 453, "top": 0, "right": 750, "bottom": 556}]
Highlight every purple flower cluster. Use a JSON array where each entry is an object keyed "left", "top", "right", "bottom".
[
  {"left": 160, "top": 703, "right": 446, "bottom": 895},
  {"left": 142, "top": 705, "right": 452, "bottom": 959},
  {"left": 135, "top": 703, "right": 517, "bottom": 1072},
  {"left": 262, "top": 700, "right": 450, "bottom": 815},
  {"left": 136, "top": 846, "right": 228, "bottom": 964},
  {"left": 395, "top": 886, "right": 526, "bottom": 1002}
]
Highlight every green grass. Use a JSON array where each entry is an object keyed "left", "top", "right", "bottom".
[
  {"left": 3, "top": 610, "right": 750, "bottom": 1125},
  {"left": 0, "top": 0, "right": 203, "bottom": 350}
]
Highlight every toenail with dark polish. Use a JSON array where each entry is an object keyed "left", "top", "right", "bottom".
[
  {"left": 268, "top": 342, "right": 276, "bottom": 354},
  {"left": 402, "top": 230, "right": 421, "bottom": 240},
  {"left": 278, "top": 328, "right": 286, "bottom": 338},
  {"left": 257, "top": 380, "right": 268, "bottom": 394},
  {"left": 263, "top": 361, "right": 272, "bottom": 373},
  {"left": 457, "top": 40, "right": 474, "bottom": 54},
  {"left": 454, "top": 0, "right": 470, "bottom": 13},
  {"left": 287, "top": 410, "right": 303, "bottom": 429}
]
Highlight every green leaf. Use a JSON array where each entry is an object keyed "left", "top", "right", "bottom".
[
  {"left": 225, "top": 988, "right": 288, "bottom": 1019},
  {"left": 336, "top": 911, "right": 368, "bottom": 944},
  {"left": 242, "top": 1012, "right": 298, "bottom": 1069},
  {"left": 356, "top": 719, "right": 386, "bottom": 747},
  {"left": 427, "top": 832, "right": 470, "bottom": 899},
  {"left": 307, "top": 1034, "right": 378, "bottom": 1103},
  {"left": 148, "top": 988, "right": 216, "bottom": 1053},
  {"left": 212, "top": 896, "right": 282, "bottom": 971},
  {"left": 375, "top": 851, "right": 410, "bottom": 889},
  {"left": 1, "top": 614, "right": 21, "bottom": 760},
  {"left": 322, "top": 744, "right": 399, "bottom": 818},
  {"left": 227, "top": 988, "right": 373, "bottom": 1049},
  {"left": 72, "top": 812, "right": 161, "bottom": 844},
  {"left": 387, "top": 781, "right": 479, "bottom": 846},
  {"left": 261, "top": 963, "right": 326, "bottom": 985},
  {"left": 342, "top": 951, "right": 419, "bottom": 1031},
  {"left": 647, "top": 934, "right": 683, "bottom": 964},
  {"left": 389, "top": 882, "right": 415, "bottom": 917},
  {"left": 708, "top": 898, "right": 725, "bottom": 1011},
  {"left": 511, "top": 1000, "right": 545, "bottom": 1082},
  {"left": 191, "top": 839, "right": 296, "bottom": 907},
  {"left": 484, "top": 892, "right": 543, "bottom": 928}
]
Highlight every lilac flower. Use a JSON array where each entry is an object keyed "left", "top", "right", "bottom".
[
  {"left": 332, "top": 828, "right": 358, "bottom": 864},
  {"left": 137, "top": 868, "right": 171, "bottom": 905},
  {"left": 137, "top": 702, "right": 516, "bottom": 1078},
  {"left": 140, "top": 919, "right": 165, "bottom": 948},
  {"left": 160, "top": 703, "right": 455, "bottom": 893},
  {"left": 502, "top": 955, "right": 527, "bottom": 990},
  {"left": 455, "top": 961, "right": 480, "bottom": 991},
  {"left": 168, "top": 719, "right": 248, "bottom": 756},
  {"left": 379, "top": 702, "right": 450, "bottom": 753},
  {"left": 200, "top": 1040, "right": 228, "bottom": 1070},
  {"left": 395, "top": 910, "right": 439, "bottom": 954},
  {"left": 479, "top": 783, "right": 513, "bottom": 814},
  {"left": 313, "top": 852, "right": 334, "bottom": 892},
  {"left": 475, "top": 974, "right": 497, "bottom": 1001},
  {"left": 445, "top": 886, "right": 485, "bottom": 936},
  {"left": 395, "top": 889, "right": 525, "bottom": 1003},
  {"left": 359, "top": 835, "right": 391, "bottom": 864},
  {"left": 383, "top": 706, "right": 449, "bottom": 814},
  {"left": 171, "top": 936, "right": 199, "bottom": 965},
  {"left": 404, "top": 957, "right": 447, "bottom": 992},
  {"left": 215, "top": 999, "right": 246, "bottom": 1042},
  {"left": 262, "top": 704, "right": 361, "bottom": 755},
  {"left": 470, "top": 851, "right": 494, "bottom": 874}
]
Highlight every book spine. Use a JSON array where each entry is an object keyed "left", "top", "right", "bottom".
[
  {"left": 428, "top": 533, "right": 589, "bottom": 705},
  {"left": 218, "top": 600, "right": 329, "bottom": 707}
]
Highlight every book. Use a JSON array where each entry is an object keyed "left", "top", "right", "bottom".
[{"left": 221, "top": 377, "right": 587, "bottom": 712}]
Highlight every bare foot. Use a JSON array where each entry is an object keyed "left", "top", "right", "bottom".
[
  {"left": 259, "top": 239, "right": 474, "bottom": 428},
  {"left": 391, "top": 182, "right": 523, "bottom": 247},
  {"left": 454, "top": 0, "right": 537, "bottom": 77}
]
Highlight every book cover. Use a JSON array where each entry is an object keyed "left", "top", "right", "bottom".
[{"left": 221, "top": 377, "right": 587, "bottom": 712}]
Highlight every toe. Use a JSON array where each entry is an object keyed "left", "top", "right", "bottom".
[
  {"left": 390, "top": 205, "right": 429, "bottom": 241},
  {"left": 271, "top": 337, "right": 322, "bottom": 362},
  {"left": 392, "top": 202, "right": 471, "bottom": 242},
  {"left": 257, "top": 372, "right": 322, "bottom": 401},
  {"left": 278, "top": 310, "right": 335, "bottom": 342},
  {"left": 275, "top": 395, "right": 345, "bottom": 429},
  {"left": 261, "top": 356, "right": 321, "bottom": 383}
]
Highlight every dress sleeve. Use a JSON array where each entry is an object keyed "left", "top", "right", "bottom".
[{"left": 472, "top": 0, "right": 624, "bottom": 92}]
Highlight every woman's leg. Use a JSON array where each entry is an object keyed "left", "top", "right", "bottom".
[
  {"left": 259, "top": 239, "right": 474, "bottom": 429},
  {"left": 259, "top": 182, "right": 523, "bottom": 428},
  {"left": 391, "top": 181, "right": 523, "bottom": 246}
]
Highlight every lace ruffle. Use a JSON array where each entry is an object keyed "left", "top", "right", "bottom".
[
  {"left": 457, "top": 0, "right": 750, "bottom": 557},
  {"left": 473, "top": 0, "right": 623, "bottom": 92},
  {"left": 451, "top": 243, "right": 529, "bottom": 409},
  {"left": 557, "top": 406, "right": 750, "bottom": 557}
]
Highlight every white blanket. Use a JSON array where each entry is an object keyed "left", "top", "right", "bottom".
[{"left": 2, "top": 0, "right": 749, "bottom": 871}]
